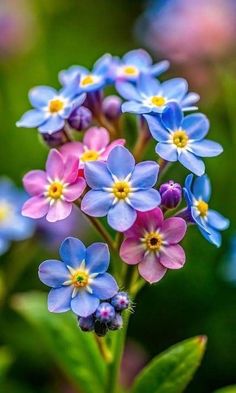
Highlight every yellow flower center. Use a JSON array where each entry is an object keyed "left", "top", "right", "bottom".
[
  {"left": 144, "top": 232, "right": 163, "bottom": 251},
  {"left": 81, "top": 75, "right": 95, "bottom": 86},
  {"left": 151, "top": 96, "right": 166, "bottom": 107},
  {"left": 172, "top": 130, "right": 189, "bottom": 148},
  {"left": 123, "top": 65, "right": 138, "bottom": 76},
  {"left": 48, "top": 182, "right": 64, "bottom": 199},
  {"left": 112, "top": 181, "right": 131, "bottom": 200},
  {"left": 196, "top": 200, "right": 208, "bottom": 217},
  {"left": 0, "top": 203, "right": 11, "bottom": 222},
  {"left": 71, "top": 270, "right": 89, "bottom": 288},
  {"left": 49, "top": 99, "right": 64, "bottom": 113},
  {"left": 81, "top": 150, "right": 100, "bottom": 162}
]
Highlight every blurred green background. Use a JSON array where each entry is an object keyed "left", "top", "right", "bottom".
[{"left": 0, "top": 1, "right": 235, "bottom": 392}]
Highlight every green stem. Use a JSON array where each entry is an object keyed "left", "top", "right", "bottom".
[
  {"left": 85, "top": 215, "right": 116, "bottom": 251},
  {"left": 95, "top": 335, "right": 113, "bottom": 364}
]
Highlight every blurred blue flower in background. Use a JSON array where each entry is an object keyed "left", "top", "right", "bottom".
[{"left": 220, "top": 234, "right": 236, "bottom": 285}]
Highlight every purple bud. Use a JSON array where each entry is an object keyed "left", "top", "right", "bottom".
[
  {"left": 78, "top": 315, "right": 94, "bottom": 332},
  {"left": 68, "top": 106, "right": 92, "bottom": 131},
  {"left": 95, "top": 302, "right": 115, "bottom": 323},
  {"left": 102, "top": 95, "right": 122, "bottom": 120},
  {"left": 42, "top": 131, "right": 67, "bottom": 148},
  {"left": 111, "top": 292, "right": 130, "bottom": 312},
  {"left": 94, "top": 321, "right": 108, "bottom": 337},
  {"left": 109, "top": 313, "right": 123, "bottom": 331},
  {"left": 159, "top": 180, "right": 182, "bottom": 209}
]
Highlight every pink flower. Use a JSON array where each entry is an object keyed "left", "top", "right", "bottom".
[
  {"left": 120, "top": 207, "right": 187, "bottom": 283},
  {"left": 22, "top": 149, "right": 86, "bottom": 222},
  {"left": 60, "top": 127, "right": 125, "bottom": 168}
]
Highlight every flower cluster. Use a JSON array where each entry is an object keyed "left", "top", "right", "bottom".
[{"left": 17, "top": 49, "right": 229, "bottom": 331}]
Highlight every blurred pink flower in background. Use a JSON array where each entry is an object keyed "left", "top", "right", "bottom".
[{"left": 120, "top": 340, "right": 148, "bottom": 388}]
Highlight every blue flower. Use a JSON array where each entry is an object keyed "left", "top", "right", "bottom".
[
  {"left": 111, "top": 49, "right": 169, "bottom": 82},
  {"left": 38, "top": 237, "right": 118, "bottom": 317},
  {"left": 0, "top": 177, "right": 35, "bottom": 255},
  {"left": 16, "top": 83, "right": 86, "bottom": 134},
  {"left": 183, "top": 174, "right": 229, "bottom": 247},
  {"left": 59, "top": 54, "right": 112, "bottom": 92},
  {"left": 117, "top": 73, "right": 199, "bottom": 115},
  {"left": 145, "top": 103, "right": 223, "bottom": 176},
  {"left": 81, "top": 146, "right": 160, "bottom": 231}
]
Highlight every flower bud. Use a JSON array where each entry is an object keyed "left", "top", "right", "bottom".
[
  {"left": 102, "top": 95, "right": 122, "bottom": 120},
  {"left": 42, "top": 131, "right": 67, "bottom": 148},
  {"left": 78, "top": 315, "right": 94, "bottom": 332},
  {"left": 159, "top": 180, "right": 182, "bottom": 209},
  {"left": 94, "top": 321, "right": 109, "bottom": 337},
  {"left": 68, "top": 106, "right": 92, "bottom": 131},
  {"left": 95, "top": 302, "right": 115, "bottom": 323},
  {"left": 111, "top": 292, "right": 130, "bottom": 312},
  {"left": 108, "top": 313, "right": 123, "bottom": 331}
]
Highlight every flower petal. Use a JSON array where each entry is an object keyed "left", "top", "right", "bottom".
[
  {"left": 120, "top": 237, "right": 144, "bottom": 264},
  {"left": 207, "top": 210, "right": 230, "bottom": 231},
  {"left": 189, "top": 140, "right": 223, "bottom": 157},
  {"left": 29, "top": 86, "right": 57, "bottom": 108},
  {"left": 107, "top": 201, "right": 137, "bottom": 231},
  {"left": 160, "top": 244, "right": 186, "bottom": 269},
  {"left": 162, "top": 102, "right": 183, "bottom": 130},
  {"left": 38, "top": 259, "right": 69, "bottom": 288},
  {"left": 156, "top": 143, "right": 178, "bottom": 162},
  {"left": 60, "top": 142, "right": 84, "bottom": 160},
  {"left": 46, "top": 149, "right": 64, "bottom": 180},
  {"left": 129, "top": 189, "right": 161, "bottom": 212},
  {"left": 23, "top": 170, "right": 47, "bottom": 196},
  {"left": 144, "top": 114, "right": 169, "bottom": 142},
  {"left": 84, "top": 161, "right": 113, "bottom": 189},
  {"left": 48, "top": 286, "right": 73, "bottom": 313},
  {"left": 107, "top": 146, "right": 135, "bottom": 179},
  {"left": 192, "top": 175, "right": 211, "bottom": 202},
  {"left": 60, "top": 237, "right": 86, "bottom": 268},
  {"left": 162, "top": 78, "right": 188, "bottom": 100},
  {"left": 63, "top": 180, "right": 86, "bottom": 202},
  {"left": 182, "top": 114, "right": 209, "bottom": 140},
  {"left": 137, "top": 73, "right": 161, "bottom": 97},
  {"left": 16, "top": 109, "right": 48, "bottom": 128},
  {"left": 71, "top": 291, "right": 99, "bottom": 317},
  {"left": 138, "top": 253, "right": 167, "bottom": 283},
  {"left": 122, "top": 101, "right": 151, "bottom": 114},
  {"left": 100, "top": 139, "right": 125, "bottom": 160},
  {"left": 116, "top": 81, "right": 141, "bottom": 101},
  {"left": 124, "top": 207, "right": 164, "bottom": 237},
  {"left": 131, "top": 161, "right": 159, "bottom": 188},
  {"left": 86, "top": 243, "right": 110, "bottom": 273},
  {"left": 46, "top": 200, "right": 72, "bottom": 222},
  {"left": 162, "top": 217, "right": 187, "bottom": 244},
  {"left": 151, "top": 60, "right": 170, "bottom": 76},
  {"left": 84, "top": 127, "right": 109, "bottom": 150},
  {"left": 178, "top": 150, "right": 205, "bottom": 176},
  {"left": 90, "top": 273, "right": 118, "bottom": 299},
  {"left": 38, "top": 115, "right": 65, "bottom": 134},
  {"left": 123, "top": 49, "right": 152, "bottom": 67},
  {"left": 63, "top": 156, "right": 80, "bottom": 184},
  {"left": 198, "top": 225, "right": 222, "bottom": 248},
  {"left": 81, "top": 190, "right": 113, "bottom": 217},
  {"left": 22, "top": 196, "right": 49, "bottom": 219}
]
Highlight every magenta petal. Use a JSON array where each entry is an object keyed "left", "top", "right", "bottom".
[
  {"left": 23, "top": 170, "right": 47, "bottom": 195},
  {"left": 22, "top": 196, "right": 49, "bottom": 219},
  {"left": 60, "top": 142, "right": 84, "bottom": 160},
  {"left": 125, "top": 207, "right": 164, "bottom": 238},
  {"left": 162, "top": 217, "right": 187, "bottom": 244},
  {"left": 63, "top": 156, "right": 80, "bottom": 183},
  {"left": 46, "top": 200, "right": 72, "bottom": 222},
  {"left": 84, "top": 127, "right": 109, "bottom": 150},
  {"left": 120, "top": 238, "right": 144, "bottom": 265},
  {"left": 138, "top": 253, "right": 167, "bottom": 284},
  {"left": 160, "top": 244, "right": 186, "bottom": 270},
  {"left": 63, "top": 179, "right": 86, "bottom": 202},
  {"left": 46, "top": 149, "right": 64, "bottom": 179},
  {"left": 101, "top": 139, "right": 126, "bottom": 160}
]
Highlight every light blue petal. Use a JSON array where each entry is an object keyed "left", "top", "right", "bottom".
[
  {"left": 86, "top": 243, "right": 110, "bottom": 274},
  {"left": 161, "top": 103, "right": 183, "bottom": 130},
  {"left": 10, "top": 215, "right": 35, "bottom": 240},
  {"left": 29, "top": 86, "right": 57, "bottom": 108},
  {"left": 162, "top": 78, "right": 188, "bottom": 100},
  {"left": 137, "top": 73, "right": 161, "bottom": 97},
  {"left": 156, "top": 143, "right": 178, "bottom": 162},
  {"left": 129, "top": 189, "right": 161, "bottom": 211},
  {"left": 107, "top": 201, "right": 137, "bottom": 231},
  {"left": 131, "top": 161, "right": 159, "bottom": 188},
  {"left": 48, "top": 286, "right": 73, "bottom": 313},
  {"left": 207, "top": 210, "right": 230, "bottom": 231},
  {"left": 81, "top": 190, "right": 113, "bottom": 217},
  {"left": 16, "top": 109, "right": 48, "bottom": 128},
  {"left": 178, "top": 150, "right": 205, "bottom": 176},
  {"left": 189, "top": 140, "right": 223, "bottom": 157},
  {"left": 151, "top": 60, "right": 170, "bottom": 76},
  {"left": 192, "top": 175, "right": 211, "bottom": 202},
  {"left": 123, "top": 49, "right": 152, "bottom": 67},
  {"left": 38, "top": 260, "right": 70, "bottom": 288},
  {"left": 181, "top": 92, "right": 200, "bottom": 107},
  {"left": 0, "top": 238, "right": 10, "bottom": 256},
  {"left": 93, "top": 53, "right": 112, "bottom": 75},
  {"left": 116, "top": 81, "right": 141, "bottom": 101},
  {"left": 144, "top": 114, "right": 169, "bottom": 141},
  {"left": 59, "top": 237, "right": 86, "bottom": 269},
  {"left": 182, "top": 114, "right": 209, "bottom": 140},
  {"left": 38, "top": 115, "right": 65, "bottom": 133},
  {"left": 122, "top": 101, "right": 151, "bottom": 114},
  {"left": 90, "top": 273, "right": 118, "bottom": 299},
  {"left": 84, "top": 161, "right": 113, "bottom": 189},
  {"left": 191, "top": 207, "right": 211, "bottom": 232},
  {"left": 59, "top": 65, "right": 88, "bottom": 85},
  {"left": 71, "top": 291, "right": 99, "bottom": 317},
  {"left": 107, "top": 146, "right": 135, "bottom": 179},
  {"left": 198, "top": 226, "right": 222, "bottom": 248}
]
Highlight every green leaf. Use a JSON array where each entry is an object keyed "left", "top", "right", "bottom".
[
  {"left": 12, "top": 291, "right": 106, "bottom": 393},
  {"left": 131, "top": 336, "right": 207, "bottom": 393},
  {"left": 214, "top": 387, "right": 236, "bottom": 393},
  {"left": 0, "top": 347, "right": 13, "bottom": 382}
]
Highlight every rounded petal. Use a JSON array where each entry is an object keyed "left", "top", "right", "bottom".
[
  {"left": 107, "top": 146, "right": 135, "bottom": 179},
  {"left": 90, "top": 273, "right": 118, "bottom": 299},
  {"left": 23, "top": 170, "right": 47, "bottom": 195},
  {"left": 156, "top": 143, "right": 178, "bottom": 162},
  {"left": 207, "top": 210, "right": 230, "bottom": 231},
  {"left": 115, "top": 81, "right": 141, "bottom": 101},
  {"left": 38, "top": 115, "right": 65, "bottom": 134},
  {"left": 144, "top": 114, "right": 169, "bottom": 142},
  {"left": 38, "top": 259, "right": 69, "bottom": 288},
  {"left": 48, "top": 286, "right": 73, "bottom": 313},
  {"left": 60, "top": 237, "right": 86, "bottom": 268},
  {"left": 137, "top": 73, "right": 161, "bottom": 96},
  {"left": 71, "top": 291, "right": 99, "bottom": 317},
  {"left": 162, "top": 217, "right": 187, "bottom": 244},
  {"left": 22, "top": 196, "right": 49, "bottom": 219},
  {"left": 120, "top": 238, "right": 144, "bottom": 264},
  {"left": 192, "top": 175, "right": 211, "bottom": 202},
  {"left": 162, "top": 102, "right": 183, "bottom": 130},
  {"left": 178, "top": 150, "right": 205, "bottom": 176},
  {"left": 107, "top": 201, "right": 137, "bottom": 231},
  {"left": 81, "top": 190, "right": 113, "bottom": 217},
  {"left": 86, "top": 243, "right": 110, "bottom": 273},
  {"left": 189, "top": 140, "right": 223, "bottom": 157},
  {"left": 131, "top": 161, "right": 159, "bottom": 188},
  {"left": 84, "top": 127, "right": 109, "bottom": 150},
  {"left": 123, "top": 49, "right": 152, "bottom": 67},
  {"left": 60, "top": 142, "right": 84, "bottom": 160},
  {"left": 46, "top": 200, "right": 72, "bottom": 222},
  {"left": 151, "top": 60, "right": 170, "bottom": 76},
  {"left": 125, "top": 207, "right": 164, "bottom": 237},
  {"left": 46, "top": 149, "right": 64, "bottom": 180},
  {"left": 160, "top": 244, "right": 186, "bottom": 269},
  {"left": 100, "top": 139, "right": 126, "bottom": 160},
  {"left": 84, "top": 161, "right": 113, "bottom": 189},
  {"left": 29, "top": 86, "right": 57, "bottom": 108},
  {"left": 182, "top": 114, "right": 209, "bottom": 140},
  {"left": 122, "top": 101, "right": 151, "bottom": 114},
  {"left": 138, "top": 253, "right": 167, "bottom": 283},
  {"left": 16, "top": 109, "right": 48, "bottom": 128},
  {"left": 63, "top": 179, "right": 86, "bottom": 202},
  {"left": 129, "top": 189, "right": 161, "bottom": 212},
  {"left": 162, "top": 78, "right": 188, "bottom": 100},
  {"left": 199, "top": 225, "right": 222, "bottom": 248}
]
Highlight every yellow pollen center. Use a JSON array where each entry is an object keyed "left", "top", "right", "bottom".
[
  {"left": 49, "top": 99, "right": 64, "bottom": 113},
  {"left": 71, "top": 270, "right": 89, "bottom": 288},
  {"left": 112, "top": 181, "right": 131, "bottom": 200},
  {"left": 144, "top": 232, "right": 163, "bottom": 251},
  {"left": 81, "top": 150, "right": 100, "bottom": 162},
  {"left": 197, "top": 200, "right": 208, "bottom": 217},
  {"left": 172, "top": 130, "right": 189, "bottom": 148},
  {"left": 0, "top": 204, "right": 10, "bottom": 222},
  {"left": 81, "top": 75, "right": 94, "bottom": 86},
  {"left": 151, "top": 96, "right": 166, "bottom": 107},
  {"left": 48, "top": 182, "right": 64, "bottom": 199},
  {"left": 123, "top": 65, "right": 138, "bottom": 76}
]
